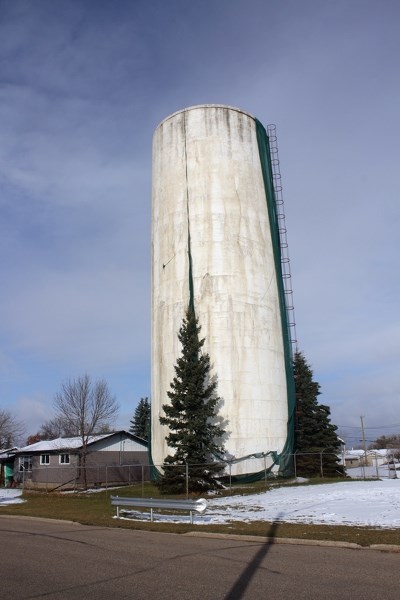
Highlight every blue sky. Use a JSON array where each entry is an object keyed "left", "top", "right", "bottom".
[{"left": 1, "top": 0, "right": 399, "bottom": 447}]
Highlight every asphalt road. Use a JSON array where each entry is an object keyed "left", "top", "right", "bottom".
[{"left": 0, "top": 516, "right": 398, "bottom": 600}]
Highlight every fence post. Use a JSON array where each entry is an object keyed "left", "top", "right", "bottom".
[
  {"left": 342, "top": 447, "right": 346, "bottom": 477},
  {"left": 392, "top": 448, "right": 397, "bottom": 479},
  {"left": 263, "top": 454, "right": 267, "bottom": 488}
]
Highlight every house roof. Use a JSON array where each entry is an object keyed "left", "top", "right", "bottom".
[
  {"left": 345, "top": 448, "right": 394, "bottom": 458},
  {"left": 17, "top": 434, "right": 110, "bottom": 453},
  {"left": 15, "top": 430, "right": 147, "bottom": 454},
  {"left": 0, "top": 447, "right": 20, "bottom": 459}
]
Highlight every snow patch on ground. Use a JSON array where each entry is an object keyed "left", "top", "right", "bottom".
[
  {"left": 205, "top": 480, "right": 400, "bottom": 528},
  {"left": 0, "top": 489, "right": 25, "bottom": 505},
  {"left": 115, "top": 480, "right": 400, "bottom": 528}
]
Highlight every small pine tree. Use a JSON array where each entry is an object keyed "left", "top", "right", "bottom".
[
  {"left": 157, "top": 307, "right": 225, "bottom": 494},
  {"left": 130, "top": 397, "right": 151, "bottom": 441},
  {"left": 294, "top": 351, "right": 343, "bottom": 477}
]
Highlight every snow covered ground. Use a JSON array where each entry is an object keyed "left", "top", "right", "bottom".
[
  {"left": 2, "top": 480, "right": 400, "bottom": 528},
  {"left": 111, "top": 479, "right": 400, "bottom": 528},
  {"left": 204, "top": 480, "right": 400, "bottom": 528}
]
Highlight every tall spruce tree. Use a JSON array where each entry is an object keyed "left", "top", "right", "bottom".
[
  {"left": 129, "top": 397, "right": 151, "bottom": 441},
  {"left": 294, "top": 351, "right": 343, "bottom": 477},
  {"left": 157, "top": 307, "right": 225, "bottom": 494}
]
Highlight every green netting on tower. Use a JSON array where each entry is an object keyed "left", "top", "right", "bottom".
[
  {"left": 255, "top": 119, "right": 296, "bottom": 477},
  {"left": 147, "top": 421, "right": 161, "bottom": 481},
  {"left": 218, "top": 450, "right": 280, "bottom": 484}
]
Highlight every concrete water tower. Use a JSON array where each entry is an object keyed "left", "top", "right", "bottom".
[{"left": 151, "top": 105, "right": 295, "bottom": 477}]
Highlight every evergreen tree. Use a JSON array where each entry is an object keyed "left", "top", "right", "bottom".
[
  {"left": 157, "top": 307, "right": 225, "bottom": 494},
  {"left": 129, "top": 397, "right": 151, "bottom": 441},
  {"left": 294, "top": 351, "right": 343, "bottom": 477}
]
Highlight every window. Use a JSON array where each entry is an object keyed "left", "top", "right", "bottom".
[
  {"left": 59, "top": 454, "right": 70, "bottom": 465},
  {"left": 40, "top": 454, "right": 50, "bottom": 465},
  {"left": 19, "top": 456, "right": 32, "bottom": 472}
]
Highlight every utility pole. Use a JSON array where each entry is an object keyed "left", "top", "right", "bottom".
[{"left": 360, "top": 416, "right": 368, "bottom": 478}]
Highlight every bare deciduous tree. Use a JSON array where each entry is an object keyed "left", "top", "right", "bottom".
[
  {"left": 39, "top": 416, "right": 78, "bottom": 440},
  {"left": 26, "top": 417, "right": 78, "bottom": 445},
  {"left": 0, "top": 409, "right": 25, "bottom": 448},
  {"left": 53, "top": 374, "right": 119, "bottom": 488}
]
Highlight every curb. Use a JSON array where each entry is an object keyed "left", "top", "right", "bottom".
[
  {"left": 0, "top": 514, "right": 79, "bottom": 526},
  {"left": 369, "top": 544, "right": 400, "bottom": 553},
  {"left": 184, "top": 531, "right": 400, "bottom": 552},
  {"left": 2, "top": 515, "right": 399, "bottom": 553}
]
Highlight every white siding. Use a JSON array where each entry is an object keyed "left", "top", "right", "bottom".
[{"left": 91, "top": 435, "right": 146, "bottom": 453}]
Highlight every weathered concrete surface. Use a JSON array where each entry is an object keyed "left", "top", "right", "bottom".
[{"left": 152, "top": 105, "right": 288, "bottom": 473}]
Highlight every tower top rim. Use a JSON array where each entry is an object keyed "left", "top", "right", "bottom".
[{"left": 155, "top": 104, "right": 256, "bottom": 130}]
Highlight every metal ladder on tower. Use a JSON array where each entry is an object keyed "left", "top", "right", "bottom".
[{"left": 267, "top": 124, "right": 297, "bottom": 354}]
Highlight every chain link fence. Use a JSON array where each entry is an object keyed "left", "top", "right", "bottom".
[
  {"left": 18, "top": 463, "right": 149, "bottom": 492},
  {"left": 16, "top": 451, "right": 398, "bottom": 493}
]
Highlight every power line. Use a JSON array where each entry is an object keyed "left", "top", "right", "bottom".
[{"left": 337, "top": 423, "right": 400, "bottom": 430}]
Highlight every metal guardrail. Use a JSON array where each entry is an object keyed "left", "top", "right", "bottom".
[{"left": 111, "top": 496, "right": 207, "bottom": 524}]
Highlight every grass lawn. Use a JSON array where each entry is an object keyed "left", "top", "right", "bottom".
[{"left": 1, "top": 480, "right": 399, "bottom": 547}]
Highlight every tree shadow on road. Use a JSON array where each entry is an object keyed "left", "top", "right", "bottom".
[{"left": 223, "top": 516, "right": 282, "bottom": 600}]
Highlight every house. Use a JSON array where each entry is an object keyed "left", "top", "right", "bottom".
[
  {"left": 7, "top": 430, "right": 149, "bottom": 490},
  {"left": 344, "top": 448, "right": 398, "bottom": 468}
]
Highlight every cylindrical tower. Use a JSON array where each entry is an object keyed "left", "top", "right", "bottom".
[{"left": 151, "top": 105, "right": 294, "bottom": 476}]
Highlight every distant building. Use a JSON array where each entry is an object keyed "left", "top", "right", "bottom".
[{"left": 2, "top": 430, "right": 148, "bottom": 490}]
